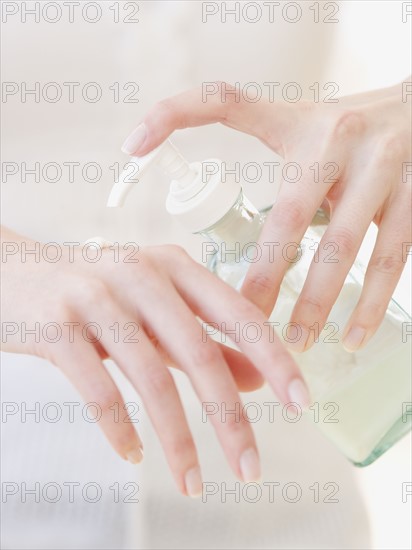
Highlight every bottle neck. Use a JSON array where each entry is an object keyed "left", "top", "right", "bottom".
[
  {"left": 197, "top": 191, "right": 330, "bottom": 272},
  {"left": 197, "top": 190, "right": 263, "bottom": 258}
]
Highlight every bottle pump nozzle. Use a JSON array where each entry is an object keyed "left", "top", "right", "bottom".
[
  {"left": 107, "top": 140, "right": 197, "bottom": 207},
  {"left": 107, "top": 139, "right": 241, "bottom": 233}
]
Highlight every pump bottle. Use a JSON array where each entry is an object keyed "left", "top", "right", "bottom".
[{"left": 108, "top": 139, "right": 412, "bottom": 466}]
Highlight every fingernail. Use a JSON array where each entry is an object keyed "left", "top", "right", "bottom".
[
  {"left": 121, "top": 123, "right": 147, "bottom": 155},
  {"left": 343, "top": 326, "right": 366, "bottom": 352},
  {"left": 288, "top": 378, "right": 311, "bottom": 409},
  {"left": 126, "top": 447, "right": 144, "bottom": 464},
  {"left": 185, "top": 466, "right": 203, "bottom": 498},
  {"left": 285, "top": 324, "right": 309, "bottom": 353},
  {"left": 240, "top": 447, "right": 261, "bottom": 483}
]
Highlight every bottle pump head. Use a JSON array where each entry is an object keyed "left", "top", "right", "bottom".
[{"left": 107, "top": 139, "right": 241, "bottom": 233}]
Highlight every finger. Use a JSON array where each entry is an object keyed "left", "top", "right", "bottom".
[
  {"left": 134, "top": 277, "right": 261, "bottom": 483},
  {"left": 108, "top": 329, "right": 202, "bottom": 497},
  {"left": 288, "top": 194, "right": 376, "bottom": 352},
  {"left": 121, "top": 83, "right": 295, "bottom": 156},
  {"left": 241, "top": 154, "right": 344, "bottom": 316},
  {"left": 219, "top": 345, "right": 265, "bottom": 392},
  {"left": 343, "top": 194, "right": 411, "bottom": 351},
  {"left": 161, "top": 248, "right": 310, "bottom": 409},
  {"left": 240, "top": 174, "right": 326, "bottom": 317},
  {"left": 149, "top": 339, "right": 264, "bottom": 392},
  {"left": 241, "top": 111, "right": 363, "bottom": 316},
  {"left": 290, "top": 139, "right": 405, "bottom": 352},
  {"left": 53, "top": 334, "right": 144, "bottom": 464},
  {"left": 73, "top": 284, "right": 202, "bottom": 498}
]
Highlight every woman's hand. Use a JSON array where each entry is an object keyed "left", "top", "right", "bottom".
[
  {"left": 122, "top": 78, "right": 412, "bottom": 353},
  {"left": 1, "top": 226, "right": 308, "bottom": 497}
]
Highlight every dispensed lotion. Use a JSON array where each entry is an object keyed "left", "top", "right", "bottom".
[{"left": 108, "top": 140, "right": 412, "bottom": 466}]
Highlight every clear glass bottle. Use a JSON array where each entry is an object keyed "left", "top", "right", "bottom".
[
  {"left": 108, "top": 139, "right": 411, "bottom": 466},
  {"left": 198, "top": 190, "right": 412, "bottom": 466}
]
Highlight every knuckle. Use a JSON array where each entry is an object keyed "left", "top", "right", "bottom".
[
  {"left": 120, "top": 252, "right": 160, "bottom": 289},
  {"left": 328, "top": 227, "right": 356, "bottom": 257},
  {"left": 374, "top": 134, "right": 406, "bottom": 164},
  {"left": 143, "top": 367, "right": 173, "bottom": 396},
  {"left": 222, "top": 405, "right": 249, "bottom": 433},
  {"left": 331, "top": 110, "right": 365, "bottom": 140},
  {"left": 297, "top": 295, "right": 324, "bottom": 317},
  {"left": 271, "top": 198, "right": 308, "bottom": 233},
  {"left": 190, "top": 341, "right": 221, "bottom": 368},
  {"left": 368, "top": 253, "right": 404, "bottom": 275},
  {"left": 243, "top": 273, "right": 274, "bottom": 297},
  {"left": 127, "top": 251, "right": 150, "bottom": 276}
]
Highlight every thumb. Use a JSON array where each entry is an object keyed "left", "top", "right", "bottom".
[{"left": 121, "top": 81, "right": 296, "bottom": 157}]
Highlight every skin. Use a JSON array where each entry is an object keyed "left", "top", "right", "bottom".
[
  {"left": 4, "top": 78, "right": 410, "bottom": 497},
  {"left": 1, "top": 225, "right": 307, "bottom": 497},
  {"left": 122, "top": 77, "right": 412, "bottom": 354}
]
